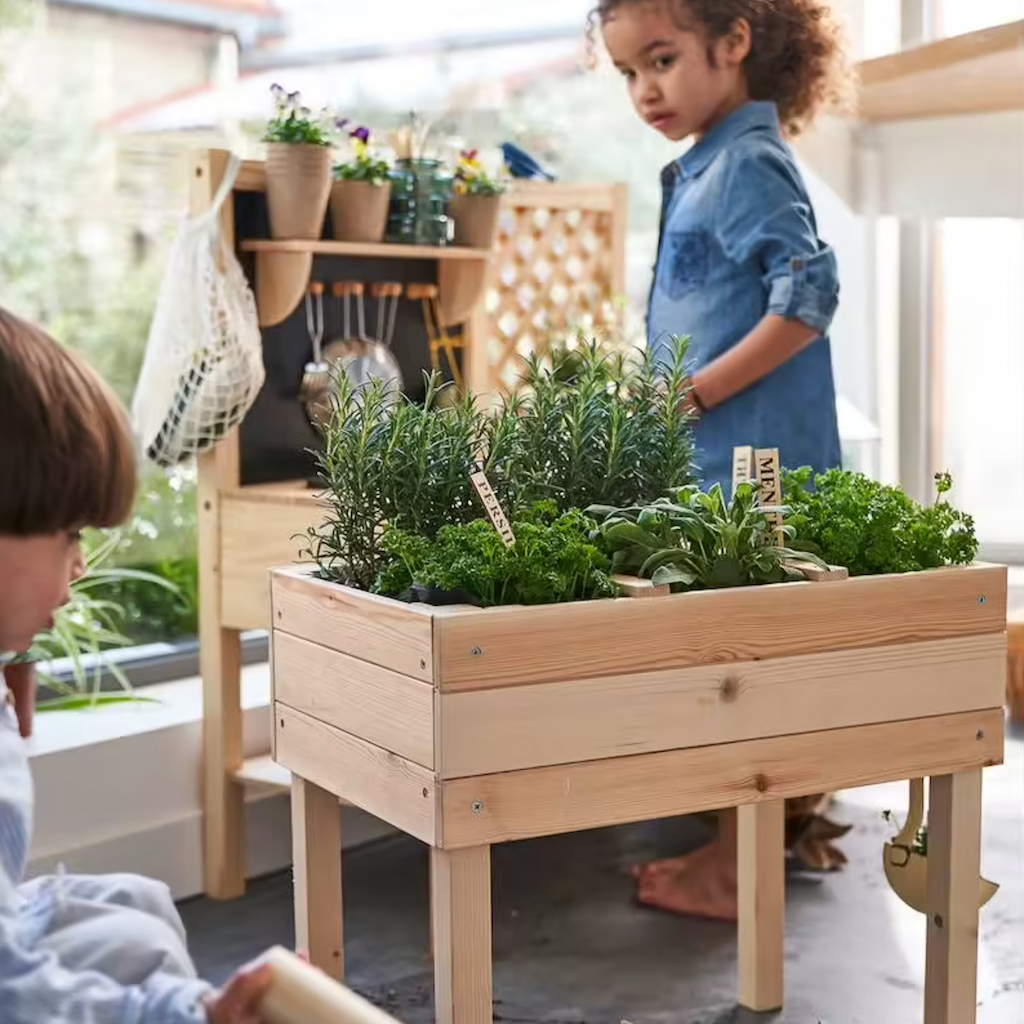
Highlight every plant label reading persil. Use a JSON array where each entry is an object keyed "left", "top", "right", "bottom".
[
  {"left": 470, "top": 470, "right": 516, "bottom": 547},
  {"left": 754, "top": 447, "right": 784, "bottom": 542}
]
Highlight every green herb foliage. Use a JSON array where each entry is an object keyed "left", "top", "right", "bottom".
[
  {"left": 309, "top": 338, "right": 695, "bottom": 592},
  {"left": 307, "top": 373, "right": 487, "bottom": 592},
  {"left": 507, "top": 338, "right": 694, "bottom": 512},
  {"left": 377, "top": 502, "right": 616, "bottom": 606},
  {"left": 27, "top": 532, "right": 179, "bottom": 708},
  {"left": 589, "top": 481, "right": 824, "bottom": 591},
  {"left": 782, "top": 468, "right": 977, "bottom": 576}
]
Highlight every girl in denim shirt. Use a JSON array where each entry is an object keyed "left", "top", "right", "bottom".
[{"left": 598, "top": 0, "right": 850, "bottom": 918}]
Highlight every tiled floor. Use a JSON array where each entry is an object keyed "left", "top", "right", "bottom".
[{"left": 180, "top": 727, "right": 1023, "bottom": 1024}]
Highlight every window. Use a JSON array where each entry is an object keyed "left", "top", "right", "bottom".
[{"left": 938, "top": 220, "right": 1024, "bottom": 551}]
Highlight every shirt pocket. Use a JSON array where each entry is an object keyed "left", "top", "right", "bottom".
[{"left": 657, "top": 229, "right": 711, "bottom": 301}]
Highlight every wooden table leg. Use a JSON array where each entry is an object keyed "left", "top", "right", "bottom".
[
  {"left": 924, "top": 770, "right": 983, "bottom": 1024},
  {"left": 292, "top": 775, "right": 344, "bottom": 981},
  {"left": 431, "top": 846, "right": 492, "bottom": 1024},
  {"left": 738, "top": 800, "right": 785, "bottom": 1013}
]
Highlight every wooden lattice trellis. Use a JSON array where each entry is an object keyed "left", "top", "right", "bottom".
[{"left": 469, "top": 181, "right": 628, "bottom": 398}]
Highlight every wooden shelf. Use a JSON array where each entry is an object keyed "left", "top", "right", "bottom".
[
  {"left": 858, "top": 20, "right": 1024, "bottom": 122},
  {"left": 234, "top": 755, "right": 291, "bottom": 792},
  {"left": 240, "top": 239, "right": 492, "bottom": 261},
  {"left": 233, "top": 756, "right": 351, "bottom": 805},
  {"left": 223, "top": 481, "right": 324, "bottom": 509},
  {"left": 242, "top": 239, "right": 492, "bottom": 329}
]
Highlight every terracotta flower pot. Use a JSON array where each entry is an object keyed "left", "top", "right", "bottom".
[
  {"left": 450, "top": 192, "right": 501, "bottom": 249},
  {"left": 330, "top": 179, "right": 392, "bottom": 243},
  {"left": 265, "top": 142, "right": 332, "bottom": 240}
]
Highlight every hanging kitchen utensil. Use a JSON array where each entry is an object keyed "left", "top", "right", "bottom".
[
  {"left": 299, "top": 282, "right": 330, "bottom": 428},
  {"left": 409, "top": 282, "right": 465, "bottom": 391},
  {"left": 882, "top": 777, "right": 999, "bottom": 914},
  {"left": 371, "top": 282, "right": 402, "bottom": 359},
  {"left": 321, "top": 281, "right": 402, "bottom": 401}
]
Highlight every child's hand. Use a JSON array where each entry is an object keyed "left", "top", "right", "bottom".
[{"left": 205, "top": 961, "right": 274, "bottom": 1024}]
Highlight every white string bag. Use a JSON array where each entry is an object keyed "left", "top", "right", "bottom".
[{"left": 132, "top": 154, "right": 264, "bottom": 467}]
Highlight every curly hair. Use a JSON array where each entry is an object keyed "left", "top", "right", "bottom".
[{"left": 591, "top": 0, "right": 854, "bottom": 137}]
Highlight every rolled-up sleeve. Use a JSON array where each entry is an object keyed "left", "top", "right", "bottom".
[{"left": 712, "top": 145, "right": 840, "bottom": 335}]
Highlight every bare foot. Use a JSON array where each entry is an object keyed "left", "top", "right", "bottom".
[{"left": 633, "top": 837, "right": 738, "bottom": 922}]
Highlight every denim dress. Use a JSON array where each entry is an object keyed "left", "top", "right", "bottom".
[{"left": 647, "top": 101, "right": 842, "bottom": 493}]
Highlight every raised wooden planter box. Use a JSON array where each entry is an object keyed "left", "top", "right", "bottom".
[{"left": 270, "top": 562, "right": 1007, "bottom": 1024}]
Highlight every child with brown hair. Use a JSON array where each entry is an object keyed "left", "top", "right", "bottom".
[
  {"left": 595, "top": 0, "right": 852, "bottom": 919},
  {"left": 0, "top": 306, "right": 273, "bottom": 1023}
]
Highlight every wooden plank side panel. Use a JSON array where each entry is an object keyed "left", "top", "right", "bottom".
[
  {"left": 221, "top": 497, "right": 323, "bottom": 631},
  {"left": 272, "top": 569, "right": 435, "bottom": 683},
  {"left": 275, "top": 704, "right": 437, "bottom": 845},
  {"left": 437, "top": 634, "right": 1006, "bottom": 777},
  {"left": 438, "top": 709, "right": 1003, "bottom": 848},
  {"left": 274, "top": 632, "right": 435, "bottom": 769},
  {"left": 435, "top": 565, "right": 1007, "bottom": 690}
]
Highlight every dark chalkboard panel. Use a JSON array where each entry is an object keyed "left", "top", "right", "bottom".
[{"left": 233, "top": 189, "right": 464, "bottom": 487}]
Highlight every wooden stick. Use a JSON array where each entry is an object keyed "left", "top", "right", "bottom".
[
  {"left": 332, "top": 281, "right": 365, "bottom": 297},
  {"left": 732, "top": 445, "right": 755, "bottom": 499},
  {"left": 755, "top": 448, "right": 784, "bottom": 546},
  {"left": 261, "top": 947, "right": 403, "bottom": 1024}
]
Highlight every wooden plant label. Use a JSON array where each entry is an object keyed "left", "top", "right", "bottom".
[
  {"left": 731, "top": 445, "right": 755, "bottom": 499},
  {"left": 470, "top": 470, "right": 516, "bottom": 547},
  {"left": 754, "top": 447, "right": 784, "bottom": 544}
]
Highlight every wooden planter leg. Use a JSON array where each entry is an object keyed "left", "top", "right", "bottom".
[
  {"left": 431, "top": 846, "right": 493, "bottom": 1024},
  {"left": 738, "top": 800, "right": 785, "bottom": 1013},
  {"left": 201, "top": 623, "right": 246, "bottom": 900},
  {"left": 924, "top": 770, "right": 983, "bottom": 1024},
  {"left": 292, "top": 776, "right": 344, "bottom": 981}
]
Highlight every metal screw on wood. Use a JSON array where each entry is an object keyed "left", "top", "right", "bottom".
[
  {"left": 977, "top": 729, "right": 985, "bottom": 740},
  {"left": 978, "top": 595, "right": 987, "bottom": 605},
  {"left": 472, "top": 800, "right": 484, "bottom": 814},
  {"left": 471, "top": 646, "right": 483, "bottom": 656}
]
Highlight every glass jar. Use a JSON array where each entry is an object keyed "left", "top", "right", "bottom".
[{"left": 386, "top": 158, "right": 453, "bottom": 246}]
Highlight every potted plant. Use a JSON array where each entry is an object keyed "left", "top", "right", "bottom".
[
  {"left": 263, "top": 84, "right": 334, "bottom": 240},
  {"left": 330, "top": 123, "right": 392, "bottom": 243},
  {"left": 22, "top": 532, "right": 177, "bottom": 711},
  {"left": 450, "top": 148, "right": 505, "bottom": 249},
  {"left": 386, "top": 113, "right": 454, "bottom": 246}
]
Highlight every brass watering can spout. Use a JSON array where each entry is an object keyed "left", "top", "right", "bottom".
[{"left": 883, "top": 778, "right": 999, "bottom": 913}]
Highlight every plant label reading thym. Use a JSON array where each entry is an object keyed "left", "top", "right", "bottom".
[
  {"left": 731, "top": 445, "right": 755, "bottom": 499},
  {"left": 470, "top": 470, "right": 516, "bottom": 547},
  {"left": 755, "top": 447, "right": 784, "bottom": 544}
]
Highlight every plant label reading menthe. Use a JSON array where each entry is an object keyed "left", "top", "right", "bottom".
[
  {"left": 470, "top": 470, "right": 516, "bottom": 547},
  {"left": 754, "top": 447, "right": 784, "bottom": 542}
]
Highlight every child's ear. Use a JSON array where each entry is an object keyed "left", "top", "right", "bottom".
[{"left": 724, "top": 17, "right": 752, "bottom": 64}]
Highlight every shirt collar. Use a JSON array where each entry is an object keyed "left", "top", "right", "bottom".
[{"left": 670, "top": 101, "right": 781, "bottom": 181}]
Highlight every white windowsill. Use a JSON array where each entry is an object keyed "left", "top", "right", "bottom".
[
  {"left": 27, "top": 663, "right": 275, "bottom": 758},
  {"left": 25, "top": 661, "right": 396, "bottom": 900}
]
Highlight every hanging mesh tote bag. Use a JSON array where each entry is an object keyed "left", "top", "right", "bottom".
[{"left": 132, "top": 154, "right": 265, "bottom": 467}]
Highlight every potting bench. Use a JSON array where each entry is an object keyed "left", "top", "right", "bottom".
[
  {"left": 270, "top": 561, "right": 1007, "bottom": 1024},
  {"left": 193, "top": 148, "right": 629, "bottom": 899}
]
